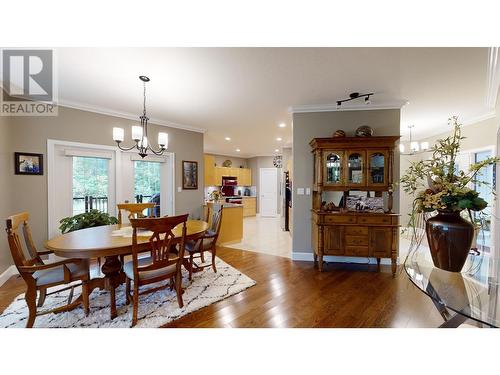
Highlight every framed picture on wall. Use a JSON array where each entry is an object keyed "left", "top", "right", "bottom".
[
  {"left": 182, "top": 160, "right": 198, "bottom": 189},
  {"left": 14, "top": 152, "right": 44, "bottom": 175}
]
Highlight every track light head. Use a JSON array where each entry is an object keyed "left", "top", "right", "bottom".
[
  {"left": 365, "top": 96, "right": 371, "bottom": 105},
  {"left": 336, "top": 101, "right": 341, "bottom": 108}
]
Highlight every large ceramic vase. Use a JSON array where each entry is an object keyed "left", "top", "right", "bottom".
[{"left": 425, "top": 210, "right": 474, "bottom": 272}]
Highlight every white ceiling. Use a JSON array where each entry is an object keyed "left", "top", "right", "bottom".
[{"left": 50, "top": 48, "right": 496, "bottom": 157}]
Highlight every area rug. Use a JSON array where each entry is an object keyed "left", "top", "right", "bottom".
[{"left": 0, "top": 255, "right": 255, "bottom": 328}]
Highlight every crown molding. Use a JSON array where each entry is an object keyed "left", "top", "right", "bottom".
[
  {"left": 406, "top": 111, "right": 497, "bottom": 141},
  {"left": 288, "top": 100, "right": 408, "bottom": 113},
  {"left": 486, "top": 47, "right": 500, "bottom": 109},
  {"left": 56, "top": 99, "right": 206, "bottom": 134}
]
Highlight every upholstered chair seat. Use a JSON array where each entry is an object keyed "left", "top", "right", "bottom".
[
  {"left": 123, "top": 256, "right": 178, "bottom": 281},
  {"left": 33, "top": 260, "right": 90, "bottom": 287}
]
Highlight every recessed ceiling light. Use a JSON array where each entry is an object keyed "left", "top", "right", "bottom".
[
  {"left": 225, "top": 137, "right": 231, "bottom": 141},
  {"left": 275, "top": 149, "right": 279, "bottom": 153},
  {"left": 276, "top": 137, "right": 282, "bottom": 141},
  {"left": 235, "top": 148, "right": 240, "bottom": 152},
  {"left": 279, "top": 123, "right": 286, "bottom": 128}
]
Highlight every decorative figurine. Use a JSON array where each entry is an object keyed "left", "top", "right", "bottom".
[{"left": 333, "top": 129, "right": 346, "bottom": 137}]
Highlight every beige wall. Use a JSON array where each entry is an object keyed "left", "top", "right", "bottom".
[
  {"left": 0, "top": 115, "right": 12, "bottom": 274},
  {"left": 399, "top": 116, "right": 499, "bottom": 228},
  {"left": 208, "top": 154, "right": 248, "bottom": 169},
  {"left": 6, "top": 106, "right": 204, "bottom": 258},
  {"left": 292, "top": 109, "right": 401, "bottom": 254}
]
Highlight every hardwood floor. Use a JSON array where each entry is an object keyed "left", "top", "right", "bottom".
[{"left": 0, "top": 247, "right": 444, "bottom": 327}]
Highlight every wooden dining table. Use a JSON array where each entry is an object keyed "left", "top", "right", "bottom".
[{"left": 45, "top": 220, "right": 209, "bottom": 320}]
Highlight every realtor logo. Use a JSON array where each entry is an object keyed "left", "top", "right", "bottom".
[{"left": 1, "top": 49, "right": 58, "bottom": 116}]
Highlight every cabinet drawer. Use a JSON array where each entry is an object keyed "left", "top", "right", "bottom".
[
  {"left": 358, "top": 216, "right": 392, "bottom": 225},
  {"left": 345, "top": 235, "right": 368, "bottom": 246},
  {"left": 345, "top": 226, "right": 368, "bottom": 235},
  {"left": 324, "top": 215, "right": 356, "bottom": 224},
  {"left": 345, "top": 246, "right": 369, "bottom": 257}
]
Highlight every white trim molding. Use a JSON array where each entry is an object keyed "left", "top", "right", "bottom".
[
  {"left": 288, "top": 100, "right": 408, "bottom": 114},
  {"left": 0, "top": 265, "right": 18, "bottom": 287},
  {"left": 486, "top": 47, "right": 500, "bottom": 109},
  {"left": 291, "top": 251, "right": 397, "bottom": 266},
  {"left": 57, "top": 100, "right": 206, "bottom": 134}
]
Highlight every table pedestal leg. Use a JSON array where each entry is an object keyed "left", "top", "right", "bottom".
[{"left": 101, "top": 255, "right": 124, "bottom": 320}]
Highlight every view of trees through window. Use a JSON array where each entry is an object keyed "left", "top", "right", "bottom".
[
  {"left": 134, "top": 161, "right": 161, "bottom": 216},
  {"left": 72, "top": 156, "right": 109, "bottom": 215}
]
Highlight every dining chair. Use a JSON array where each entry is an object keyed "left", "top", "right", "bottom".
[
  {"left": 117, "top": 202, "right": 156, "bottom": 224},
  {"left": 124, "top": 214, "right": 189, "bottom": 327},
  {"left": 185, "top": 204, "right": 223, "bottom": 280},
  {"left": 5, "top": 212, "right": 91, "bottom": 328}
]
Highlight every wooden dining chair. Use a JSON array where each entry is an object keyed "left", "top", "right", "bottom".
[
  {"left": 117, "top": 203, "right": 156, "bottom": 224},
  {"left": 5, "top": 212, "right": 91, "bottom": 328},
  {"left": 185, "top": 204, "right": 223, "bottom": 280},
  {"left": 124, "top": 214, "right": 189, "bottom": 327}
]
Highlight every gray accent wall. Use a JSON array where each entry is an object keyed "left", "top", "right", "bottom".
[
  {"left": 292, "top": 109, "right": 401, "bottom": 255},
  {"left": 0, "top": 114, "right": 12, "bottom": 274},
  {"left": 3, "top": 106, "right": 204, "bottom": 268}
]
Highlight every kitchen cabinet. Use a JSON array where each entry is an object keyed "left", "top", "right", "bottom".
[
  {"left": 204, "top": 154, "right": 216, "bottom": 186},
  {"left": 211, "top": 164, "right": 252, "bottom": 186},
  {"left": 242, "top": 197, "right": 256, "bottom": 217}
]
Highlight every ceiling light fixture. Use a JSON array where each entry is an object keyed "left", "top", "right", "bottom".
[
  {"left": 236, "top": 148, "right": 240, "bottom": 152},
  {"left": 399, "top": 125, "right": 430, "bottom": 155},
  {"left": 276, "top": 137, "right": 282, "bottom": 141},
  {"left": 274, "top": 149, "right": 279, "bottom": 153},
  {"left": 225, "top": 137, "right": 231, "bottom": 141},
  {"left": 113, "top": 76, "right": 167, "bottom": 158},
  {"left": 279, "top": 123, "right": 286, "bottom": 128},
  {"left": 336, "top": 92, "right": 374, "bottom": 108}
]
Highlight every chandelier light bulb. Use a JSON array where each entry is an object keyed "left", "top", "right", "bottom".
[
  {"left": 420, "top": 141, "right": 429, "bottom": 151},
  {"left": 399, "top": 143, "right": 405, "bottom": 153},
  {"left": 131, "top": 126, "right": 143, "bottom": 141},
  {"left": 113, "top": 127, "right": 124, "bottom": 142},
  {"left": 410, "top": 141, "right": 420, "bottom": 153}
]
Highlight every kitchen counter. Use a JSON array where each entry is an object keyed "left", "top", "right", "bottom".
[{"left": 203, "top": 202, "right": 243, "bottom": 245}]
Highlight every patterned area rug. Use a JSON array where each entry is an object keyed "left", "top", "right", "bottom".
[{"left": 0, "top": 255, "right": 255, "bottom": 328}]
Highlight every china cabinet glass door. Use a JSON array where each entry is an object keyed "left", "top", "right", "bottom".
[
  {"left": 346, "top": 151, "right": 365, "bottom": 186},
  {"left": 367, "top": 150, "right": 388, "bottom": 187},
  {"left": 324, "top": 151, "right": 343, "bottom": 185}
]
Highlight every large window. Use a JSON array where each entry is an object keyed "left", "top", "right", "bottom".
[
  {"left": 72, "top": 156, "right": 109, "bottom": 215},
  {"left": 474, "top": 150, "right": 494, "bottom": 250},
  {"left": 134, "top": 161, "right": 161, "bottom": 216}
]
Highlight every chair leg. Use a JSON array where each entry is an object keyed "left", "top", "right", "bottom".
[
  {"left": 132, "top": 283, "right": 139, "bottom": 327},
  {"left": 175, "top": 270, "right": 184, "bottom": 308},
  {"left": 200, "top": 250, "right": 205, "bottom": 263},
  {"left": 125, "top": 277, "right": 131, "bottom": 305},
  {"left": 97, "top": 257, "right": 102, "bottom": 273},
  {"left": 211, "top": 246, "right": 217, "bottom": 273},
  {"left": 37, "top": 288, "right": 47, "bottom": 308},
  {"left": 25, "top": 285, "right": 37, "bottom": 328},
  {"left": 188, "top": 253, "right": 194, "bottom": 281},
  {"left": 169, "top": 277, "right": 174, "bottom": 291},
  {"left": 82, "top": 281, "right": 90, "bottom": 316}
]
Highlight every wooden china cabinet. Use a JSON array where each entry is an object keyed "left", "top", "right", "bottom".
[{"left": 310, "top": 136, "right": 400, "bottom": 275}]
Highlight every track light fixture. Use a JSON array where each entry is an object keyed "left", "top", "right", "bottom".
[{"left": 336, "top": 92, "right": 373, "bottom": 108}]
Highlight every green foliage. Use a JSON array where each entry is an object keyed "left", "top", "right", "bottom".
[
  {"left": 400, "top": 116, "right": 500, "bottom": 231},
  {"left": 59, "top": 209, "right": 118, "bottom": 234},
  {"left": 134, "top": 161, "right": 161, "bottom": 197},
  {"left": 72, "top": 157, "right": 109, "bottom": 198}
]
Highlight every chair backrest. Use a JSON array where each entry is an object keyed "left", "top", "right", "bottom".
[
  {"left": 129, "top": 214, "right": 189, "bottom": 277},
  {"left": 117, "top": 203, "right": 156, "bottom": 224},
  {"left": 207, "top": 204, "right": 224, "bottom": 242},
  {"left": 5, "top": 212, "right": 41, "bottom": 271}
]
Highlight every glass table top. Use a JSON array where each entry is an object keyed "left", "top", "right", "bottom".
[{"left": 404, "top": 247, "right": 500, "bottom": 327}]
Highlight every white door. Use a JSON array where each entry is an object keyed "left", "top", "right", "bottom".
[
  {"left": 120, "top": 152, "right": 175, "bottom": 221},
  {"left": 48, "top": 141, "right": 117, "bottom": 239},
  {"left": 259, "top": 168, "right": 278, "bottom": 217}
]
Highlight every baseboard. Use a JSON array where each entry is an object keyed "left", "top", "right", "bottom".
[
  {"left": 291, "top": 252, "right": 398, "bottom": 265},
  {"left": 0, "top": 265, "right": 18, "bottom": 287}
]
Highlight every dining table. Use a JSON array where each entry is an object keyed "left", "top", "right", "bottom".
[{"left": 45, "top": 220, "right": 209, "bottom": 320}]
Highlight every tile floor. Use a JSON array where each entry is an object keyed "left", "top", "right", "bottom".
[{"left": 229, "top": 215, "right": 292, "bottom": 258}]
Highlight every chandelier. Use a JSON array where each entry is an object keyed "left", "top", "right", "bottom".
[
  {"left": 399, "top": 125, "right": 429, "bottom": 155},
  {"left": 112, "top": 76, "right": 168, "bottom": 158}
]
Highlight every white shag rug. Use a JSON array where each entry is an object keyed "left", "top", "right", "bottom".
[{"left": 0, "top": 255, "right": 255, "bottom": 328}]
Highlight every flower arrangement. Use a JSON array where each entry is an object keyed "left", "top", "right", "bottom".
[
  {"left": 400, "top": 116, "right": 500, "bottom": 222},
  {"left": 208, "top": 189, "right": 222, "bottom": 202}
]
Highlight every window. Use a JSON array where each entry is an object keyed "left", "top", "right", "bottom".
[
  {"left": 134, "top": 161, "right": 161, "bottom": 216},
  {"left": 473, "top": 150, "right": 494, "bottom": 250},
  {"left": 72, "top": 156, "right": 109, "bottom": 215}
]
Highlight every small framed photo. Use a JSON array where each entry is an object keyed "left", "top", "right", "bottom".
[
  {"left": 182, "top": 160, "right": 198, "bottom": 190},
  {"left": 14, "top": 152, "right": 44, "bottom": 175}
]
